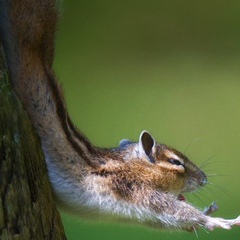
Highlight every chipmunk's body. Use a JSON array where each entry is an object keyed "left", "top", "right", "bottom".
[{"left": 1, "top": 0, "right": 240, "bottom": 232}]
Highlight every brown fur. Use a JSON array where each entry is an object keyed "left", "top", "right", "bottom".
[{"left": 1, "top": 0, "right": 239, "bottom": 232}]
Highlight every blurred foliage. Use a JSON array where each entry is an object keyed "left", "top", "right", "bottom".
[{"left": 54, "top": 1, "right": 240, "bottom": 239}]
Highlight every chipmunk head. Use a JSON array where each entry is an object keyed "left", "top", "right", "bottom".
[{"left": 119, "top": 131, "right": 207, "bottom": 197}]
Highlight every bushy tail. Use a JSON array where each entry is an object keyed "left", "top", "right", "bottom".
[
  {"left": 0, "top": 0, "right": 58, "bottom": 76},
  {"left": 0, "top": 0, "right": 98, "bottom": 171}
]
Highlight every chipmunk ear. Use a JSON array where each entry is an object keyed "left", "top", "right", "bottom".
[
  {"left": 138, "top": 131, "right": 156, "bottom": 158},
  {"left": 119, "top": 139, "right": 133, "bottom": 148}
]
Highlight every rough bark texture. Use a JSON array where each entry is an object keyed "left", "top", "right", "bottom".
[{"left": 0, "top": 45, "right": 67, "bottom": 239}]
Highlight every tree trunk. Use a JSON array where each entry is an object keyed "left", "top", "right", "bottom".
[{"left": 0, "top": 44, "right": 67, "bottom": 239}]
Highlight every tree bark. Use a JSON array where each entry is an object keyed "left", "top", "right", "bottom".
[{"left": 0, "top": 44, "right": 67, "bottom": 239}]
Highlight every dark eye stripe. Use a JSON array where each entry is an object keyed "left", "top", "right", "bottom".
[{"left": 168, "top": 158, "right": 184, "bottom": 167}]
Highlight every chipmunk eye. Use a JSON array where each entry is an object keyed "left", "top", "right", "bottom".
[{"left": 168, "top": 158, "right": 183, "bottom": 166}]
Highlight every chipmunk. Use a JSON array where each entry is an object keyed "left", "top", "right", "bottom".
[{"left": 1, "top": 0, "right": 240, "bottom": 232}]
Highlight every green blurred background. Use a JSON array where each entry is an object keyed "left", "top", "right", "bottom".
[{"left": 54, "top": 1, "right": 240, "bottom": 239}]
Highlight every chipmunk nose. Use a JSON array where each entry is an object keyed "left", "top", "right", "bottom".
[{"left": 200, "top": 172, "right": 208, "bottom": 186}]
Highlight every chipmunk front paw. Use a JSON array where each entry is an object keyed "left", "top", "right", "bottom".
[
  {"left": 185, "top": 203, "right": 240, "bottom": 232},
  {"left": 203, "top": 202, "right": 219, "bottom": 216},
  {"left": 203, "top": 202, "right": 240, "bottom": 230},
  {"left": 205, "top": 215, "right": 240, "bottom": 231}
]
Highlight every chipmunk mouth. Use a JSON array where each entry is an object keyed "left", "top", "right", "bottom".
[{"left": 177, "top": 194, "right": 186, "bottom": 201}]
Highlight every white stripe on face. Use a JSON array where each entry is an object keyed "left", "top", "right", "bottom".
[{"left": 164, "top": 150, "right": 184, "bottom": 165}]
